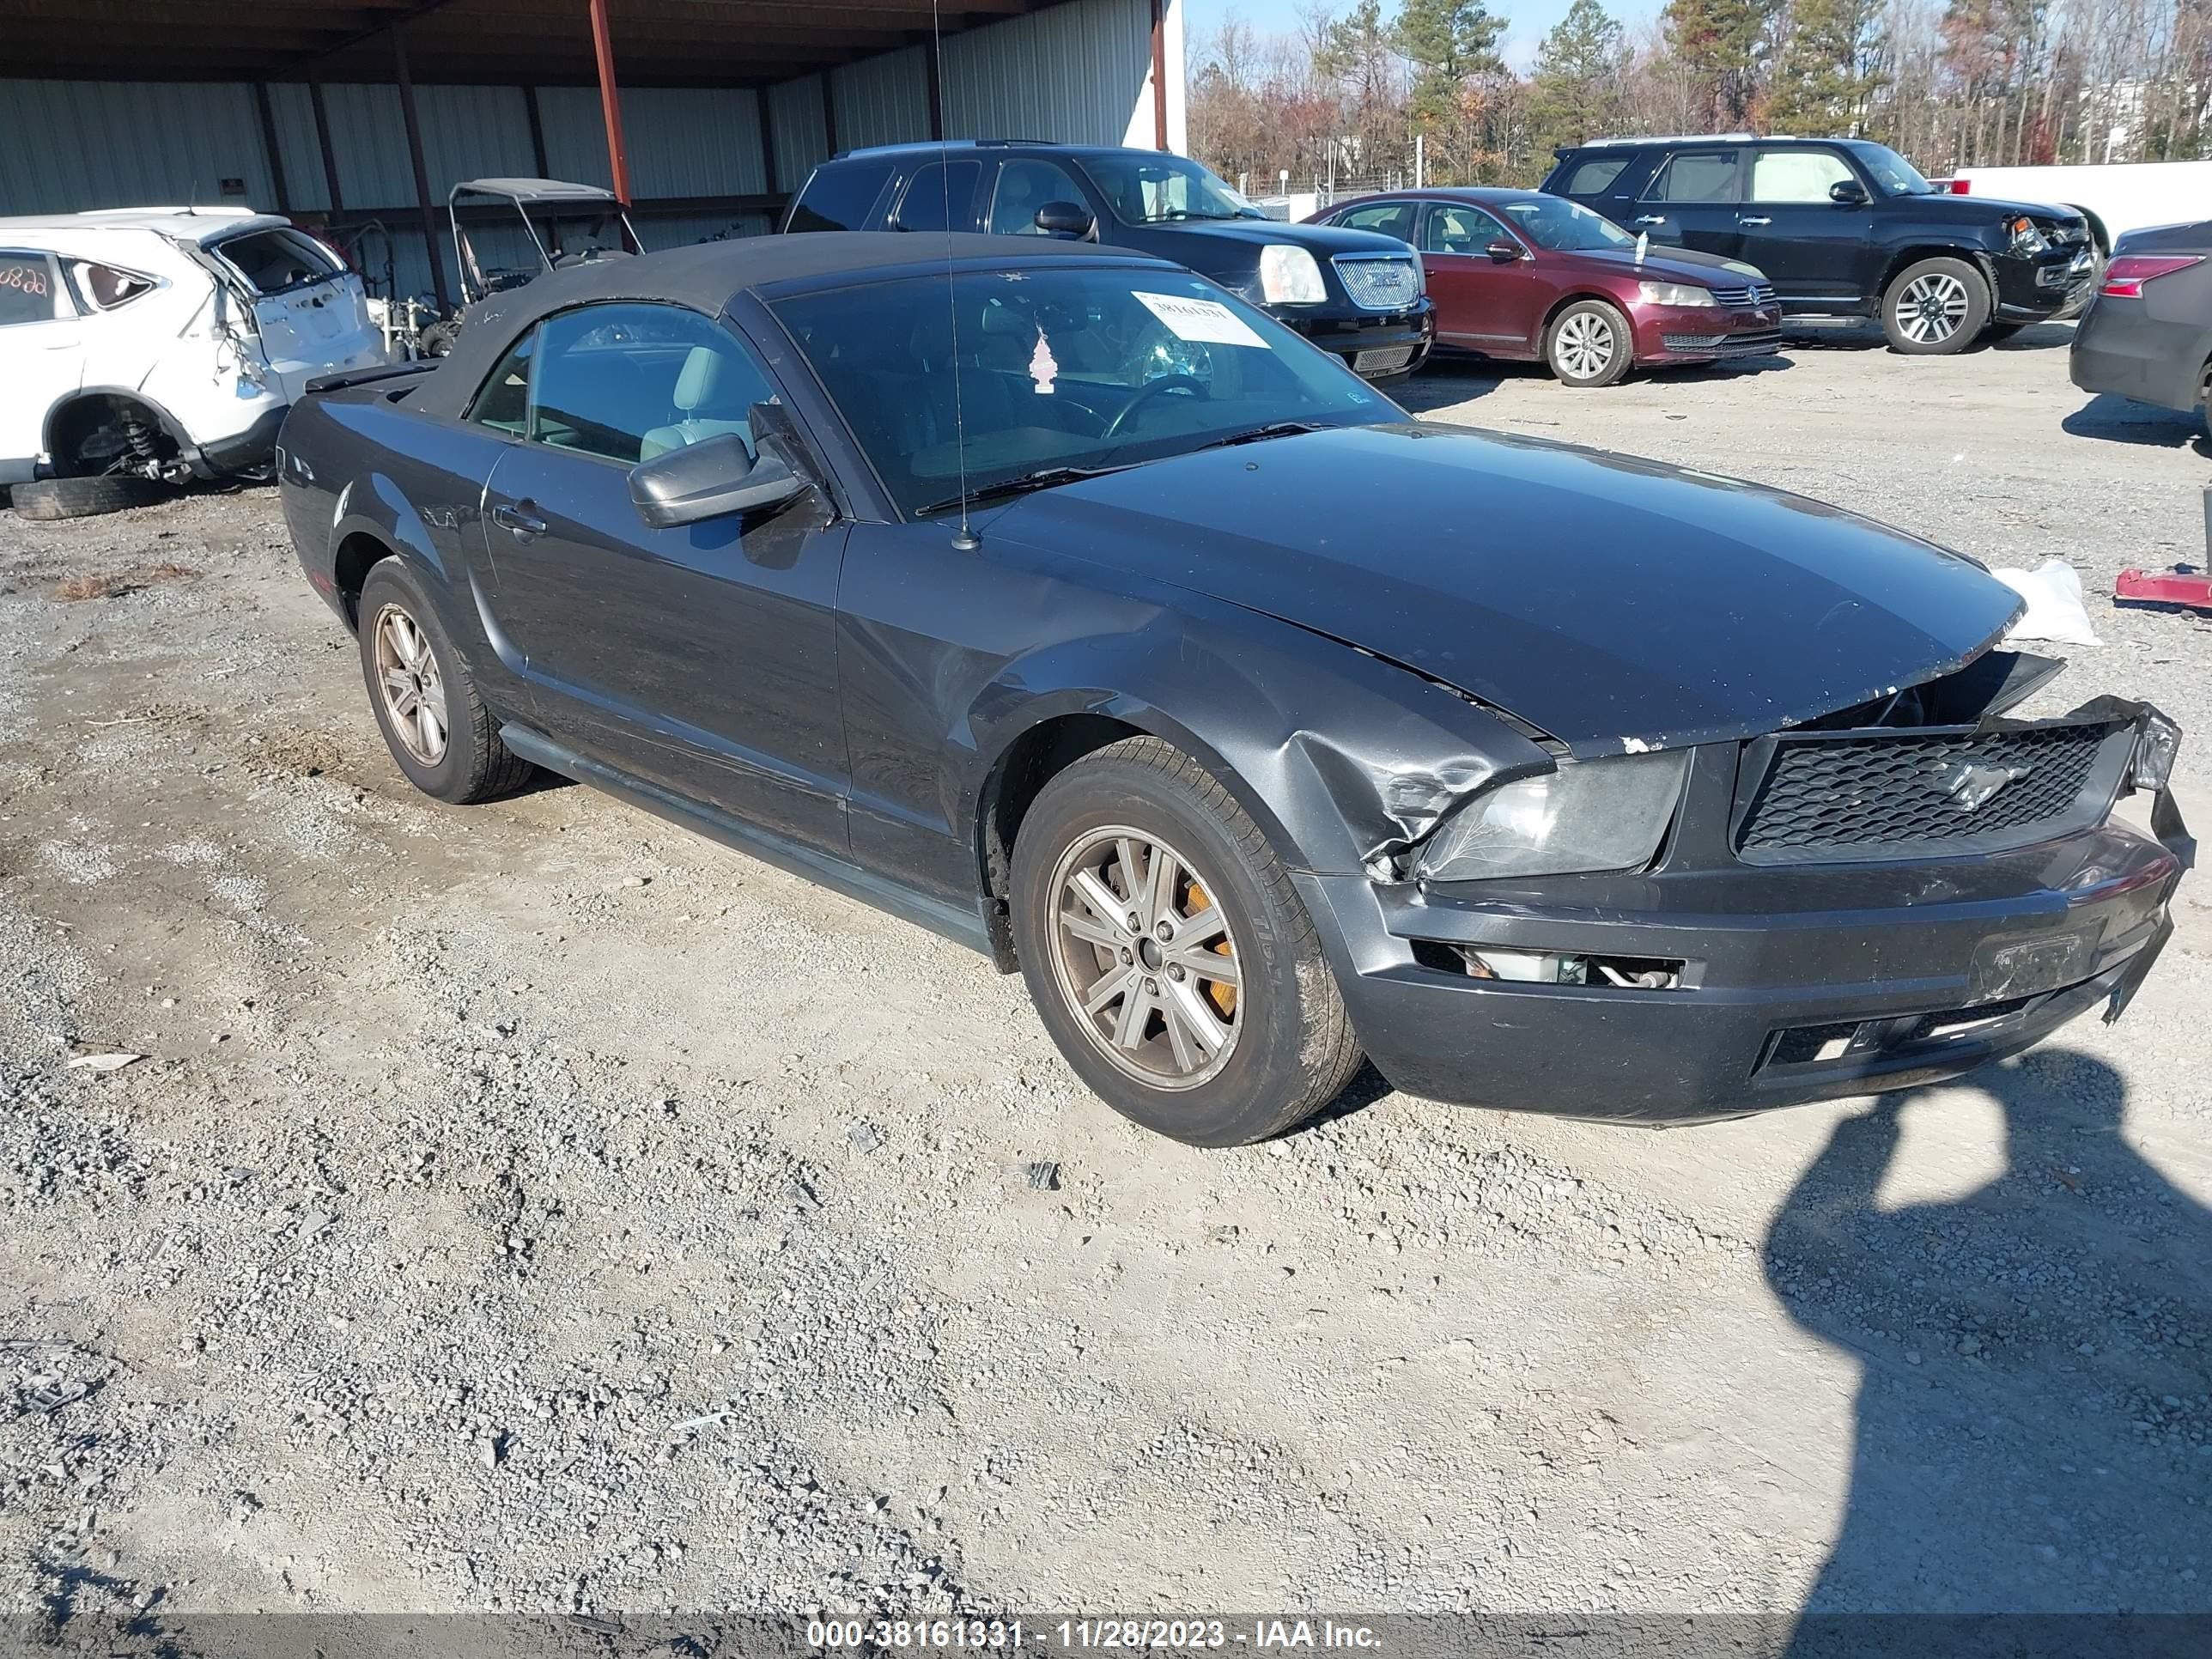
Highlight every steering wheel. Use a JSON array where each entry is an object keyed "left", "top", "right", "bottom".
[{"left": 1102, "top": 374, "right": 1209, "bottom": 440}]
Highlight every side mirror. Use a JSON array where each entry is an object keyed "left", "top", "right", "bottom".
[
  {"left": 628, "top": 432, "right": 806, "bottom": 528},
  {"left": 1034, "top": 200, "right": 1097, "bottom": 240},
  {"left": 1485, "top": 239, "right": 1524, "bottom": 263},
  {"left": 1829, "top": 178, "right": 1869, "bottom": 206}
]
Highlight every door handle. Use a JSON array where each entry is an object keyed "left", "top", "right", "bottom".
[
  {"left": 1633, "top": 215, "right": 1667, "bottom": 226},
  {"left": 1738, "top": 215, "right": 1772, "bottom": 226},
  {"left": 492, "top": 501, "right": 548, "bottom": 541}
]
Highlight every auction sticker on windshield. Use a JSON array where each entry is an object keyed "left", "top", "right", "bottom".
[{"left": 1133, "top": 290, "right": 1268, "bottom": 349}]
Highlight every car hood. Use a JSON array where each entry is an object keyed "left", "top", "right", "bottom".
[
  {"left": 1901, "top": 191, "right": 2085, "bottom": 228},
  {"left": 2114, "top": 219, "right": 2212, "bottom": 254},
  {"left": 1543, "top": 244, "right": 1767, "bottom": 286},
  {"left": 994, "top": 423, "right": 2021, "bottom": 757}
]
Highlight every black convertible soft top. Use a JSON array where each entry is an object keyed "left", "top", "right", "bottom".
[{"left": 412, "top": 231, "right": 1173, "bottom": 421}]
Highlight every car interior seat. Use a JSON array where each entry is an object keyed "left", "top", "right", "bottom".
[{"left": 640, "top": 346, "right": 757, "bottom": 461}]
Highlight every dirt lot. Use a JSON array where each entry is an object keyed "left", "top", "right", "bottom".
[{"left": 3, "top": 323, "right": 2209, "bottom": 1635}]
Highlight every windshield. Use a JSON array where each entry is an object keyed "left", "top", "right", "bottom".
[
  {"left": 1079, "top": 153, "right": 1261, "bottom": 224},
  {"left": 1849, "top": 143, "right": 1935, "bottom": 196},
  {"left": 1491, "top": 195, "right": 1636, "bottom": 252},
  {"left": 772, "top": 266, "right": 1392, "bottom": 517}
]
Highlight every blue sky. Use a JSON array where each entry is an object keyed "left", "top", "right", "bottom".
[{"left": 1184, "top": 0, "right": 1663, "bottom": 75}]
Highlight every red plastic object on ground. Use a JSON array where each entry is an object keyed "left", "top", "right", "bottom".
[{"left": 2115, "top": 567, "right": 2212, "bottom": 611}]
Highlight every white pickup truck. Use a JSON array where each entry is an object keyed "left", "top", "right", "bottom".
[{"left": 1942, "top": 160, "right": 2212, "bottom": 252}]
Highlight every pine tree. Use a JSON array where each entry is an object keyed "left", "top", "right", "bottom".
[
  {"left": 1528, "top": 0, "right": 1630, "bottom": 151},
  {"left": 1766, "top": 0, "right": 1887, "bottom": 132},
  {"left": 1662, "top": 0, "right": 1784, "bottom": 126},
  {"left": 1395, "top": 0, "right": 1509, "bottom": 173}
]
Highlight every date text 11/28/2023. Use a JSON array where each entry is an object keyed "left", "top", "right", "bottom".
[{"left": 806, "top": 1619, "right": 1383, "bottom": 1650}]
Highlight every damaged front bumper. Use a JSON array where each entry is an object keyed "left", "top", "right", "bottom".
[{"left": 1295, "top": 709, "right": 2191, "bottom": 1124}]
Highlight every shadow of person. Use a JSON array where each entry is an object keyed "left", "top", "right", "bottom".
[{"left": 1765, "top": 1049, "right": 2212, "bottom": 1638}]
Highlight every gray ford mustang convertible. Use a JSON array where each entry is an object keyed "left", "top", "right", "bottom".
[{"left": 276, "top": 233, "right": 2188, "bottom": 1146}]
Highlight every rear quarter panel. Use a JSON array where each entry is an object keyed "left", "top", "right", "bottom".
[{"left": 277, "top": 385, "right": 528, "bottom": 709}]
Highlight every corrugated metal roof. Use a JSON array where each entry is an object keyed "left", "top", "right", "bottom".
[
  {"left": 0, "top": 80, "right": 275, "bottom": 216},
  {"left": 769, "top": 77, "right": 831, "bottom": 193},
  {"left": 831, "top": 47, "right": 929, "bottom": 152},
  {"left": 0, "top": 0, "right": 1183, "bottom": 305},
  {"left": 943, "top": 0, "right": 1152, "bottom": 147},
  {"left": 621, "top": 88, "right": 769, "bottom": 198}
]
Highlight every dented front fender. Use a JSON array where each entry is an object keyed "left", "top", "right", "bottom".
[{"left": 970, "top": 594, "right": 1556, "bottom": 878}]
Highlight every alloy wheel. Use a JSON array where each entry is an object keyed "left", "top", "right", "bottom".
[
  {"left": 1045, "top": 826, "right": 1243, "bottom": 1090},
  {"left": 1555, "top": 312, "right": 1615, "bottom": 380},
  {"left": 1899, "top": 272, "right": 1969, "bottom": 345},
  {"left": 372, "top": 603, "right": 449, "bottom": 766}
]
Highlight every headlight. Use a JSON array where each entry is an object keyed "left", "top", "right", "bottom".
[
  {"left": 2008, "top": 216, "right": 2050, "bottom": 255},
  {"left": 1414, "top": 751, "right": 1690, "bottom": 882},
  {"left": 1636, "top": 281, "right": 1717, "bottom": 307},
  {"left": 1258, "top": 244, "right": 1328, "bottom": 305},
  {"left": 2132, "top": 709, "right": 2182, "bottom": 791}
]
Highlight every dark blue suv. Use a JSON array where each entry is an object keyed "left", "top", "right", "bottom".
[
  {"left": 783, "top": 140, "right": 1435, "bottom": 382},
  {"left": 1543, "top": 135, "right": 2095, "bottom": 354}
]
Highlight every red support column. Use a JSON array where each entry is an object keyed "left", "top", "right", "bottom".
[{"left": 588, "top": 0, "right": 635, "bottom": 217}]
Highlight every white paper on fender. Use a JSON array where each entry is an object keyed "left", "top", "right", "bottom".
[{"left": 1132, "top": 290, "right": 1269, "bottom": 349}]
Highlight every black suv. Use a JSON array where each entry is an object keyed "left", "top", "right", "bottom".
[
  {"left": 783, "top": 140, "right": 1434, "bottom": 382},
  {"left": 1542, "top": 135, "right": 2096, "bottom": 354}
]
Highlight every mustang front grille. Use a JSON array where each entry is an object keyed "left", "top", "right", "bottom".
[
  {"left": 1707, "top": 282, "right": 1778, "bottom": 309},
  {"left": 1734, "top": 720, "right": 2130, "bottom": 863},
  {"left": 1334, "top": 256, "right": 1421, "bottom": 312}
]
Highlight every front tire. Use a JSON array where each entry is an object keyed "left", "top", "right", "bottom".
[
  {"left": 356, "top": 561, "right": 534, "bottom": 804},
  {"left": 1546, "top": 300, "right": 1632, "bottom": 387},
  {"left": 1881, "top": 257, "right": 1990, "bottom": 354},
  {"left": 1010, "top": 737, "right": 1363, "bottom": 1146}
]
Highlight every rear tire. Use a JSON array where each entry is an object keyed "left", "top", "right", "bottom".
[
  {"left": 9, "top": 475, "right": 173, "bottom": 520},
  {"left": 1546, "top": 300, "right": 1632, "bottom": 387},
  {"left": 356, "top": 561, "right": 535, "bottom": 805},
  {"left": 1881, "top": 257, "right": 1990, "bottom": 354},
  {"left": 1010, "top": 736, "right": 1363, "bottom": 1147}
]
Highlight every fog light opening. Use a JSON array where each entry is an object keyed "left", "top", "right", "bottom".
[{"left": 1426, "top": 942, "right": 1686, "bottom": 990}]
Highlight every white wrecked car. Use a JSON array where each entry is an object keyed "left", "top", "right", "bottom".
[{"left": 0, "top": 207, "right": 391, "bottom": 519}]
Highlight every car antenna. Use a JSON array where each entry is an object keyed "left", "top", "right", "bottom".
[{"left": 933, "top": 0, "right": 980, "bottom": 552}]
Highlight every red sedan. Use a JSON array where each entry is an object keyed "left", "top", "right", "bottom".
[{"left": 1309, "top": 187, "right": 1785, "bottom": 387}]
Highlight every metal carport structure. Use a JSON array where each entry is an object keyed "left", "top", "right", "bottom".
[{"left": 0, "top": 0, "right": 1184, "bottom": 307}]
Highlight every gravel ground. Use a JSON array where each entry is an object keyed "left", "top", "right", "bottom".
[{"left": 2, "top": 322, "right": 2209, "bottom": 1637}]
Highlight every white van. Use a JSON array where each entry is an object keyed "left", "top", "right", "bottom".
[{"left": 0, "top": 207, "right": 392, "bottom": 517}]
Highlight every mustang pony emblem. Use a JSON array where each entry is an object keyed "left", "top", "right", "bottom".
[{"left": 1942, "top": 759, "right": 2035, "bottom": 811}]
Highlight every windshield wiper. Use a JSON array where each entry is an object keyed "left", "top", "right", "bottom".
[
  {"left": 1189, "top": 420, "right": 1331, "bottom": 453},
  {"left": 916, "top": 464, "right": 1132, "bottom": 518}
]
